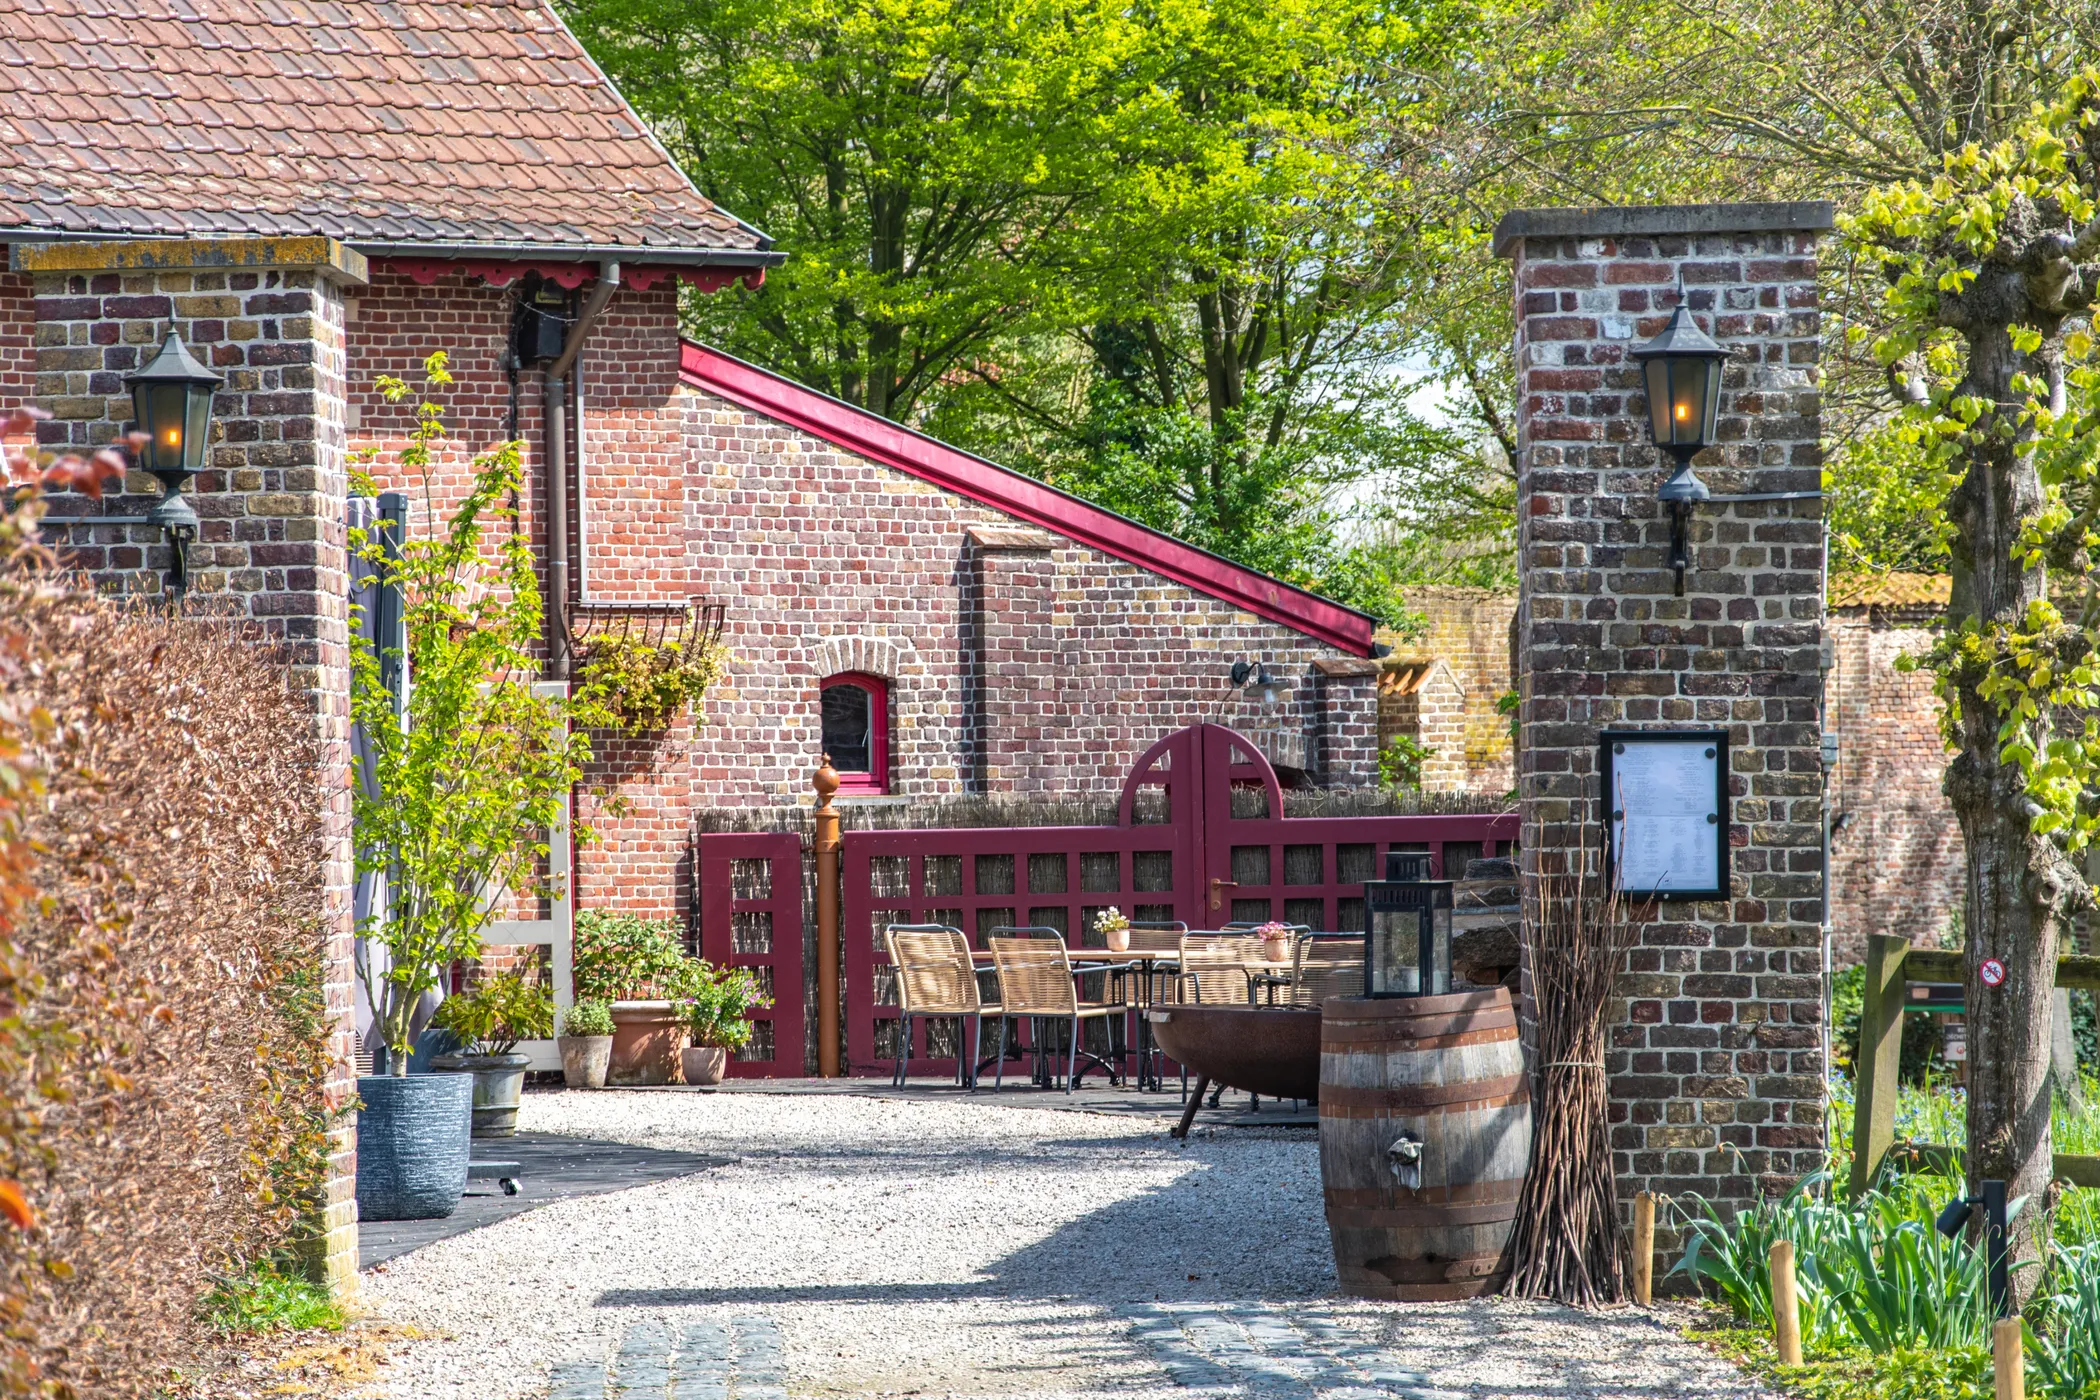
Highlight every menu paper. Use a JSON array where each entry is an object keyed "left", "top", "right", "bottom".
[{"left": 1610, "top": 736, "right": 1722, "bottom": 896}]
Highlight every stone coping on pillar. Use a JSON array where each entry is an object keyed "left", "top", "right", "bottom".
[
  {"left": 9, "top": 235, "right": 369, "bottom": 286},
  {"left": 1491, "top": 201, "right": 1837, "bottom": 258}
]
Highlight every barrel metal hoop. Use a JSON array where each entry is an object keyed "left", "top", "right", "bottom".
[{"left": 1316, "top": 1075, "right": 1528, "bottom": 1112}]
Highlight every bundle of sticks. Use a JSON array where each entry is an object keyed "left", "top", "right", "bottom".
[{"left": 1502, "top": 868, "right": 1642, "bottom": 1306}]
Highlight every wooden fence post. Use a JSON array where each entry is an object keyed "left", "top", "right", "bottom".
[
  {"left": 814, "top": 757, "right": 841, "bottom": 1078},
  {"left": 1850, "top": 932, "right": 1910, "bottom": 1198},
  {"left": 1994, "top": 1317, "right": 2025, "bottom": 1400},
  {"left": 1769, "top": 1239, "right": 1802, "bottom": 1366},
  {"left": 1632, "top": 1191, "right": 1655, "bottom": 1305}
]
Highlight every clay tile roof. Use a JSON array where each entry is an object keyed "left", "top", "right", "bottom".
[
  {"left": 0, "top": 0, "right": 774, "bottom": 261},
  {"left": 1828, "top": 572, "right": 1952, "bottom": 609}
]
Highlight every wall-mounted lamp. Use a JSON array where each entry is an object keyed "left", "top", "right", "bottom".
[
  {"left": 123, "top": 330, "right": 222, "bottom": 603},
  {"left": 1629, "top": 303, "right": 1726, "bottom": 597},
  {"left": 1231, "top": 659, "right": 1283, "bottom": 707}
]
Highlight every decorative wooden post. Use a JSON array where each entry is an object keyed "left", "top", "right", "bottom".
[
  {"left": 1769, "top": 1239, "right": 1802, "bottom": 1366},
  {"left": 1994, "top": 1317, "right": 2025, "bottom": 1400},
  {"left": 1632, "top": 1191, "right": 1655, "bottom": 1305},
  {"left": 1849, "top": 932, "right": 1910, "bottom": 1198},
  {"left": 814, "top": 755, "right": 842, "bottom": 1078}
]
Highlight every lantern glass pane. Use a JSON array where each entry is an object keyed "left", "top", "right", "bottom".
[
  {"left": 1701, "top": 352, "right": 1724, "bottom": 442},
  {"left": 1430, "top": 901, "right": 1452, "bottom": 996},
  {"left": 1369, "top": 905, "right": 1420, "bottom": 995},
  {"left": 183, "top": 382, "right": 215, "bottom": 471},
  {"left": 1643, "top": 358, "right": 1671, "bottom": 442},
  {"left": 1666, "top": 358, "right": 1710, "bottom": 447},
  {"left": 138, "top": 382, "right": 188, "bottom": 473}
]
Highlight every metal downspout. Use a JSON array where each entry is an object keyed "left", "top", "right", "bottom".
[{"left": 542, "top": 261, "right": 621, "bottom": 678}]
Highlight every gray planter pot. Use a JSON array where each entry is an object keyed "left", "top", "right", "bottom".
[
  {"left": 356, "top": 1072, "right": 472, "bottom": 1221},
  {"left": 559, "top": 1035, "right": 613, "bottom": 1089},
  {"left": 680, "top": 1045, "right": 727, "bottom": 1087},
  {"left": 431, "top": 1051, "right": 532, "bottom": 1137}
]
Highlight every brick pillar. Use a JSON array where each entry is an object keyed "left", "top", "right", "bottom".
[
  {"left": 1312, "top": 658, "right": 1380, "bottom": 785},
  {"left": 1493, "top": 202, "right": 1834, "bottom": 1241},
  {"left": 21, "top": 237, "right": 363, "bottom": 1294},
  {"left": 965, "top": 524, "right": 1058, "bottom": 795}
]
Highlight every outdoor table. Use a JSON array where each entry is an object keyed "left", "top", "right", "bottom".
[{"left": 966, "top": 948, "right": 1292, "bottom": 1089}]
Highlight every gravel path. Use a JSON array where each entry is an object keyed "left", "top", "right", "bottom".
[{"left": 357, "top": 1090, "right": 1772, "bottom": 1400}]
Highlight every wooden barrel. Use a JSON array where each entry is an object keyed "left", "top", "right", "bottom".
[{"left": 1318, "top": 989, "right": 1531, "bottom": 1301}]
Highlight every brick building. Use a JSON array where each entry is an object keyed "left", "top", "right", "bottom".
[
  {"left": 2, "top": 0, "right": 1391, "bottom": 1281},
  {"left": 1824, "top": 573, "right": 1962, "bottom": 964}
]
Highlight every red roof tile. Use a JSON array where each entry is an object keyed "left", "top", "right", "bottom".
[{"left": 0, "top": 0, "right": 774, "bottom": 262}]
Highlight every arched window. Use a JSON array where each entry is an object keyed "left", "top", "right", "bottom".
[{"left": 820, "top": 673, "right": 889, "bottom": 793}]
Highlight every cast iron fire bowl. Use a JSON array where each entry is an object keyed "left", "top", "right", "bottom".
[{"left": 1146, "top": 1003, "right": 1321, "bottom": 1101}]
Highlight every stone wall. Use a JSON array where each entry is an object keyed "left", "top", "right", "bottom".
[
  {"left": 13, "top": 236, "right": 363, "bottom": 1293},
  {"left": 1496, "top": 201, "right": 1834, "bottom": 1242}
]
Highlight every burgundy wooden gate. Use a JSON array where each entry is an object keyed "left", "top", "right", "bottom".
[
  {"left": 696, "top": 831, "right": 807, "bottom": 1077},
  {"left": 839, "top": 723, "right": 1516, "bottom": 1078}
]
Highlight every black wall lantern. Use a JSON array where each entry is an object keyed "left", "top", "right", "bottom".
[
  {"left": 1362, "top": 851, "right": 1452, "bottom": 997},
  {"left": 124, "top": 330, "right": 222, "bottom": 602},
  {"left": 1628, "top": 303, "right": 1727, "bottom": 597}
]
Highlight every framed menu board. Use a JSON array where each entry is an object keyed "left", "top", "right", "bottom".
[{"left": 1601, "top": 729, "right": 1729, "bottom": 900}]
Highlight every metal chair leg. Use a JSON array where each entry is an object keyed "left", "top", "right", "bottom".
[{"left": 1066, "top": 1014, "right": 1078, "bottom": 1094}]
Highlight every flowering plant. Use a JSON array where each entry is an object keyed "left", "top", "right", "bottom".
[
  {"left": 1093, "top": 906, "right": 1130, "bottom": 936},
  {"left": 1255, "top": 921, "right": 1292, "bottom": 939}
]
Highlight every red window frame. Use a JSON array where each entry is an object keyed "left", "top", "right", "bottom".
[{"left": 820, "top": 672, "right": 889, "bottom": 794}]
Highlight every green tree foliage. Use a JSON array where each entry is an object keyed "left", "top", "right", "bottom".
[
  {"left": 350, "top": 354, "right": 605, "bottom": 1074},
  {"left": 564, "top": 0, "right": 1498, "bottom": 618},
  {"left": 1845, "top": 69, "right": 2100, "bottom": 1296}
]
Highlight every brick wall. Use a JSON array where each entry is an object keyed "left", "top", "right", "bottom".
[
  {"left": 16, "top": 237, "right": 362, "bottom": 1292},
  {"left": 680, "top": 378, "right": 1376, "bottom": 833},
  {"left": 0, "top": 246, "right": 31, "bottom": 406},
  {"left": 1826, "top": 601, "right": 1961, "bottom": 964},
  {"left": 1497, "top": 202, "right": 1833, "bottom": 1240}
]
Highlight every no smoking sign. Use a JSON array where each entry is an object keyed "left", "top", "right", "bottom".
[{"left": 1980, "top": 958, "right": 2007, "bottom": 988}]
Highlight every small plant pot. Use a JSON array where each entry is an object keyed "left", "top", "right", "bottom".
[
  {"left": 1263, "top": 937, "right": 1293, "bottom": 964},
  {"left": 559, "top": 1034, "right": 613, "bottom": 1089},
  {"left": 430, "top": 1051, "right": 532, "bottom": 1137},
  {"left": 681, "top": 1045, "right": 728, "bottom": 1087},
  {"left": 1104, "top": 928, "right": 1130, "bottom": 952},
  {"left": 355, "top": 1071, "right": 472, "bottom": 1221},
  {"left": 609, "top": 1001, "right": 685, "bottom": 1085}
]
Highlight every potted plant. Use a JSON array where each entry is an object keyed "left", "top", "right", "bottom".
[
  {"left": 1255, "top": 920, "right": 1295, "bottom": 963},
  {"left": 348, "top": 355, "right": 606, "bottom": 1220},
  {"left": 573, "top": 910, "right": 705, "bottom": 1085},
  {"left": 678, "top": 963, "right": 770, "bottom": 1087},
  {"left": 558, "top": 998, "right": 616, "bottom": 1089},
  {"left": 1094, "top": 906, "right": 1131, "bottom": 953},
  {"left": 431, "top": 970, "right": 554, "bottom": 1136}
]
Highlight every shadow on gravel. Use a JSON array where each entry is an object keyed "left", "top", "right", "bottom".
[{"left": 593, "top": 1150, "right": 1330, "bottom": 1315}]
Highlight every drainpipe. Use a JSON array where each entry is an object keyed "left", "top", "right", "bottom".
[{"left": 542, "top": 261, "right": 621, "bottom": 678}]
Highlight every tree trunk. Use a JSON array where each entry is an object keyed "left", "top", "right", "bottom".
[{"left": 1943, "top": 314, "right": 2062, "bottom": 1302}]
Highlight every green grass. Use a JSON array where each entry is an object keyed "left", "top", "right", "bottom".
[{"left": 201, "top": 1253, "right": 345, "bottom": 1337}]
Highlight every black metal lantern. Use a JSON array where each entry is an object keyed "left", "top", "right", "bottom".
[
  {"left": 123, "top": 330, "right": 222, "bottom": 601},
  {"left": 1362, "top": 851, "right": 1452, "bottom": 998},
  {"left": 1628, "top": 304, "right": 1727, "bottom": 596}
]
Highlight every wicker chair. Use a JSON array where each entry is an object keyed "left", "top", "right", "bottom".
[
  {"left": 988, "top": 935, "right": 1130, "bottom": 1092},
  {"left": 1291, "top": 937, "right": 1365, "bottom": 1007},
  {"left": 884, "top": 924, "right": 1002, "bottom": 1089},
  {"left": 1176, "top": 932, "right": 1266, "bottom": 1005}
]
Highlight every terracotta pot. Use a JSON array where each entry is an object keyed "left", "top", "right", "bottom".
[
  {"left": 1104, "top": 927, "right": 1130, "bottom": 952},
  {"left": 1263, "top": 936, "right": 1293, "bottom": 963},
  {"left": 680, "top": 1045, "right": 728, "bottom": 1087},
  {"left": 558, "top": 1034, "right": 613, "bottom": 1089},
  {"left": 609, "top": 1002, "right": 685, "bottom": 1085}
]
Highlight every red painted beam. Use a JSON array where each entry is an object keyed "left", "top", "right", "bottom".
[{"left": 678, "top": 341, "right": 1376, "bottom": 657}]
